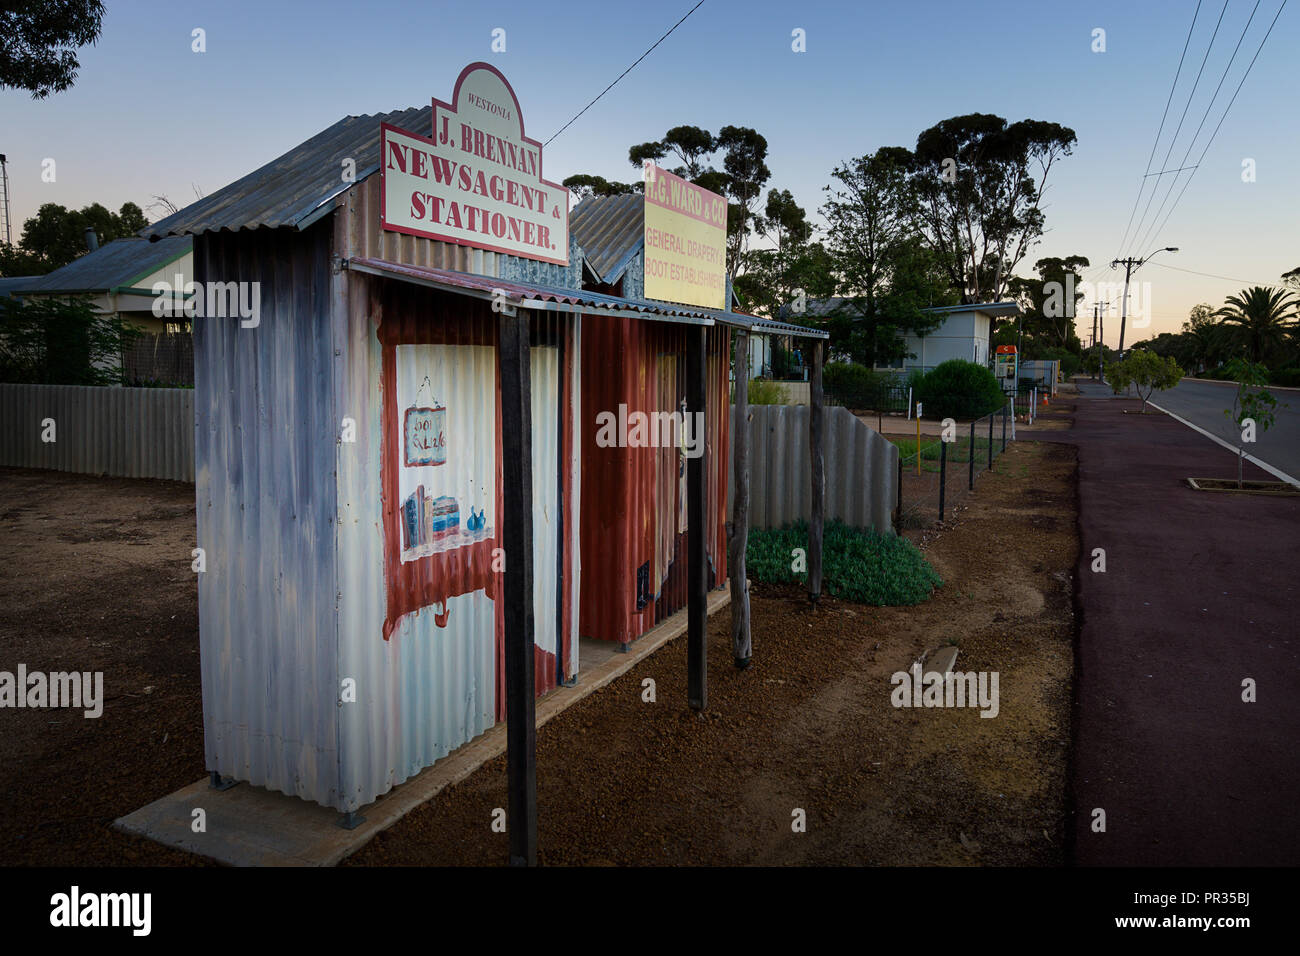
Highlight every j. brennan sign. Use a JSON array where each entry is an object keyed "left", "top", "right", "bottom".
[{"left": 381, "top": 63, "right": 569, "bottom": 266}]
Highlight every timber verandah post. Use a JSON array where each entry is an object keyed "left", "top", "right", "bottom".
[
  {"left": 808, "top": 339, "right": 825, "bottom": 606},
  {"left": 499, "top": 307, "right": 536, "bottom": 866},
  {"left": 687, "top": 324, "right": 708, "bottom": 711},
  {"left": 730, "top": 330, "right": 752, "bottom": 669}
]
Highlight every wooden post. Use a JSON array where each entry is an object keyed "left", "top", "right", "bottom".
[
  {"left": 808, "top": 339, "right": 824, "bottom": 606},
  {"left": 730, "top": 330, "right": 752, "bottom": 668},
  {"left": 895, "top": 452, "right": 902, "bottom": 529},
  {"left": 498, "top": 308, "right": 536, "bottom": 866},
  {"left": 687, "top": 325, "right": 708, "bottom": 710}
]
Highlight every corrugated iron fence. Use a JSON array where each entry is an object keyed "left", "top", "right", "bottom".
[
  {"left": 0, "top": 384, "right": 194, "bottom": 481},
  {"left": 732, "top": 404, "right": 898, "bottom": 533}
]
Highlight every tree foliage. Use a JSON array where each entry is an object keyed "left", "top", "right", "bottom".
[
  {"left": 9, "top": 202, "right": 151, "bottom": 273},
  {"left": 819, "top": 148, "right": 954, "bottom": 365},
  {"left": 1107, "top": 349, "right": 1182, "bottom": 412},
  {"left": 0, "top": 294, "right": 138, "bottom": 385},
  {"left": 910, "top": 114, "right": 1076, "bottom": 303},
  {"left": 1213, "top": 286, "right": 1299, "bottom": 365},
  {"left": 0, "top": 0, "right": 105, "bottom": 99}
]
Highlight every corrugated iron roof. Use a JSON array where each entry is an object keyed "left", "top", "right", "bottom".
[
  {"left": 921, "top": 300, "right": 1022, "bottom": 317},
  {"left": 716, "top": 310, "right": 829, "bottom": 340},
  {"left": 143, "top": 107, "right": 432, "bottom": 238},
  {"left": 568, "top": 193, "right": 643, "bottom": 285},
  {"left": 16, "top": 236, "right": 191, "bottom": 294},
  {"left": 0, "top": 276, "right": 39, "bottom": 299},
  {"left": 345, "top": 256, "right": 715, "bottom": 325}
]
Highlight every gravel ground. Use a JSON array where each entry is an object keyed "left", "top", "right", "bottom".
[
  {"left": 349, "top": 438, "right": 1079, "bottom": 866},
  {"left": 0, "top": 435, "right": 1077, "bottom": 866}
]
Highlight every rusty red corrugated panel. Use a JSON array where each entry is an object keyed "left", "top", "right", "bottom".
[{"left": 579, "top": 316, "right": 730, "bottom": 644}]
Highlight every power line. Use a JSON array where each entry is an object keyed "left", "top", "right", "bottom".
[
  {"left": 1148, "top": 260, "right": 1275, "bottom": 286},
  {"left": 1125, "top": 0, "right": 1231, "bottom": 256},
  {"left": 1140, "top": 0, "right": 1287, "bottom": 251},
  {"left": 544, "top": 0, "right": 706, "bottom": 148},
  {"left": 1133, "top": 0, "right": 1262, "bottom": 255},
  {"left": 1114, "top": 0, "right": 1203, "bottom": 260}
]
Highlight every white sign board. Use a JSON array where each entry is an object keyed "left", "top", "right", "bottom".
[{"left": 381, "top": 62, "right": 569, "bottom": 266}]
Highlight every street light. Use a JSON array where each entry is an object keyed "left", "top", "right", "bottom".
[{"left": 1112, "top": 246, "right": 1178, "bottom": 360}]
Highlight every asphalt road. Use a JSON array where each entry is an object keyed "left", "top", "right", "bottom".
[
  {"left": 1077, "top": 377, "right": 1300, "bottom": 481},
  {"left": 1063, "top": 397, "right": 1300, "bottom": 865}
]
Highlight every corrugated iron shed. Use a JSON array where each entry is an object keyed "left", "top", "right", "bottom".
[
  {"left": 16, "top": 236, "right": 191, "bottom": 294},
  {"left": 143, "top": 107, "right": 431, "bottom": 238},
  {"left": 568, "top": 193, "right": 643, "bottom": 285}
]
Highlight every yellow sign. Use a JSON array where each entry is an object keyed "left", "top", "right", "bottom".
[{"left": 642, "top": 163, "right": 727, "bottom": 310}]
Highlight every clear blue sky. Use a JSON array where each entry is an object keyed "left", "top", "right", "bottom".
[{"left": 3, "top": 0, "right": 1295, "bottom": 337}]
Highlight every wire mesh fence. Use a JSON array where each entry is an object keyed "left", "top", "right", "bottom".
[
  {"left": 892, "top": 401, "right": 1013, "bottom": 529},
  {"left": 122, "top": 331, "right": 194, "bottom": 387}
]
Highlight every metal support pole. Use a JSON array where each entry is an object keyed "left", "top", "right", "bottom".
[
  {"left": 969, "top": 420, "right": 976, "bottom": 491},
  {"left": 988, "top": 412, "right": 994, "bottom": 471},
  {"left": 938, "top": 438, "right": 947, "bottom": 522},
  {"left": 1002, "top": 402, "right": 1008, "bottom": 452},
  {"left": 499, "top": 307, "right": 536, "bottom": 867},
  {"left": 687, "top": 325, "right": 708, "bottom": 711}
]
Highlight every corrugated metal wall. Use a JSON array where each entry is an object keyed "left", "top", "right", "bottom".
[
  {"left": 331, "top": 181, "right": 582, "bottom": 809},
  {"left": 0, "top": 383, "right": 193, "bottom": 481},
  {"left": 578, "top": 318, "right": 730, "bottom": 644},
  {"left": 193, "top": 224, "right": 343, "bottom": 808},
  {"left": 733, "top": 405, "right": 898, "bottom": 533}
]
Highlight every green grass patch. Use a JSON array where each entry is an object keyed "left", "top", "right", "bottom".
[
  {"left": 888, "top": 435, "right": 984, "bottom": 472},
  {"left": 746, "top": 519, "right": 943, "bottom": 606}
]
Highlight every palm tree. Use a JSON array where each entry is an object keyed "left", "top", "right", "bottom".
[{"left": 1214, "top": 286, "right": 1299, "bottom": 364}]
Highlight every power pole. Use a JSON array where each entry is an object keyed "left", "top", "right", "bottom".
[
  {"left": 0, "top": 154, "right": 11, "bottom": 247},
  {"left": 1110, "top": 247, "right": 1178, "bottom": 360},
  {"left": 1093, "top": 300, "right": 1109, "bottom": 381},
  {"left": 1092, "top": 304, "right": 1099, "bottom": 381}
]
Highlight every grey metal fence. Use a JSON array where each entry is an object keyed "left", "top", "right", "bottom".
[
  {"left": 0, "top": 384, "right": 194, "bottom": 481},
  {"left": 730, "top": 404, "right": 899, "bottom": 533}
]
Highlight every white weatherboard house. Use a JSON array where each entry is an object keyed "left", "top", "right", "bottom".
[
  {"left": 887, "top": 301, "right": 1022, "bottom": 372},
  {"left": 781, "top": 298, "right": 1021, "bottom": 372}
]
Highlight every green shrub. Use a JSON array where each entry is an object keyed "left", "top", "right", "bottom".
[
  {"left": 1269, "top": 367, "right": 1300, "bottom": 388},
  {"left": 747, "top": 378, "right": 785, "bottom": 405},
  {"left": 912, "top": 359, "right": 1005, "bottom": 419},
  {"left": 823, "top": 361, "right": 892, "bottom": 408},
  {"left": 746, "top": 519, "right": 943, "bottom": 606}
]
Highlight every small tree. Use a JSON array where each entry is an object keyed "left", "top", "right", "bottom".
[
  {"left": 1221, "top": 358, "right": 1281, "bottom": 489},
  {"left": 0, "top": 294, "right": 138, "bottom": 385},
  {"left": 1108, "top": 350, "right": 1181, "bottom": 412}
]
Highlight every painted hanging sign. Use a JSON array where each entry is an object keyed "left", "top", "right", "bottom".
[
  {"left": 642, "top": 161, "right": 727, "bottom": 310},
  {"left": 381, "top": 62, "right": 569, "bottom": 265},
  {"left": 404, "top": 377, "right": 447, "bottom": 467}
]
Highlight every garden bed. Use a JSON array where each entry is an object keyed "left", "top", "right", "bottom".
[{"left": 1186, "top": 477, "right": 1300, "bottom": 495}]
